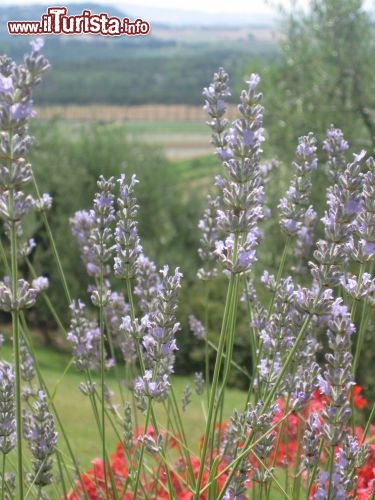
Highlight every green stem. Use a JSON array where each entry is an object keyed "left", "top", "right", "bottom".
[
  {"left": 209, "top": 273, "right": 240, "bottom": 465},
  {"left": 31, "top": 175, "right": 71, "bottom": 305},
  {"left": 290, "top": 417, "right": 304, "bottom": 499},
  {"left": 266, "top": 394, "right": 291, "bottom": 500},
  {"left": 194, "top": 266, "right": 239, "bottom": 499},
  {"left": 353, "top": 296, "right": 370, "bottom": 377},
  {"left": 267, "top": 236, "right": 291, "bottom": 318},
  {"left": 243, "top": 276, "right": 258, "bottom": 386},
  {"left": 351, "top": 262, "right": 365, "bottom": 376},
  {"left": 133, "top": 400, "right": 153, "bottom": 498},
  {"left": 1, "top": 453, "right": 5, "bottom": 500},
  {"left": 125, "top": 277, "right": 175, "bottom": 498},
  {"left": 167, "top": 388, "right": 195, "bottom": 488},
  {"left": 9, "top": 187, "right": 24, "bottom": 500},
  {"left": 55, "top": 449, "right": 68, "bottom": 500},
  {"left": 0, "top": 240, "right": 10, "bottom": 275},
  {"left": 206, "top": 339, "right": 249, "bottom": 378},
  {"left": 204, "top": 283, "right": 211, "bottom": 408},
  {"left": 326, "top": 446, "right": 335, "bottom": 500},
  {"left": 98, "top": 265, "right": 109, "bottom": 498}
]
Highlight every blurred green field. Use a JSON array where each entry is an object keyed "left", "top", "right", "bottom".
[{"left": 36, "top": 112, "right": 218, "bottom": 160}]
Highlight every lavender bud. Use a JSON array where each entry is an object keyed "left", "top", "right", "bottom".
[
  {"left": 30, "top": 38, "right": 44, "bottom": 53},
  {"left": 340, "top": 272, "right": 375, "bottom": 300},
  {"left": 302, "top": 413, "right": 321, "bottom": 471},
  {"left": 23, "top": 390, "right": 57, "bottom": 487},
  {"left": 181, "top": 384, "right": 192, "bottom": 412},
  {"left": 203, "top": 69, "right": 265, "bottom": 275},
  {"left": 137, "top": 432, "right": 163, "bottom": 454},
  {"left": 188, "top": 314, "right": 206, "bottom": 340},
  {"left": 0, "top": 278, "right": 38, "bottom": 312},
  {"left": 203, "top": 67, "right": 231, "bottom": 148},
  {"left": 34, "top": 193, "right": 53, "bottom": 212},
  {"left": 31, "top": 276, "right": 49, "bottom": 292},
  {"left": 194, "top": 372, "right": 205, "bottom": 396},
  {"left": 134, "top": 370, "right": 170, "bottom": 403},
  {"left": 78, "top": 382, "right": 96, "bottom": 396},
  {"left": 0, "top": 361, "right": 16, "bottom": 454},
  {"left": 20, "top": 336, "right": 35, "bottom": 383}
]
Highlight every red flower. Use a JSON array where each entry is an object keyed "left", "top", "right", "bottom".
[{"left": 353, "top": 385, "right": 368, "bottom": 410}]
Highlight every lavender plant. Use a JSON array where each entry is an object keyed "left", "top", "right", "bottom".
[
  {"left": 0, "top": 41, "right": 374, "bottom": 500},
  {"left": 0, "top": 40, "right": 56, "bottom": 498}
]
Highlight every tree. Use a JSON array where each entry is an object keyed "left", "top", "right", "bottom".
[{"left": 263, "top": 0, "right": 375, "bottom": 159}]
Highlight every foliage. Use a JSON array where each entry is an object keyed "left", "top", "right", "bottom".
[{"left": 258, "top": 0, "right": 375, "bottom": 161}]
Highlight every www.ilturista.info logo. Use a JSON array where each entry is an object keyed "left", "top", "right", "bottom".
[{"left": 7, "top": 7, "right": 151, "bottom": 36}]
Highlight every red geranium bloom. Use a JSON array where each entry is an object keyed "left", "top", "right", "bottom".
[{"left": 353, "top": 385, "right": 368, "bottom": 410}]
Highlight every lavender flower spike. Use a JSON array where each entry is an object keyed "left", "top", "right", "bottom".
[
  {"left": 114, "top": 174, "right": 142, "bottom": 280},
  {"left": 203, "top": 66, "right": 231, "bottom": 159},
  {"left": 70, "top": 176, "right": 115, "bottom": 279},
  {"left": 319, "top": 299, "right": 355, "bottom": 447},
  {"left": 134, "top": 266, "right": 182, "bottom": 407},
  {"left": 134, "top": 254, "right": 161, "bottom": 314},
  {"left": 279, "top": 133, "right": 317, "bottom": 237},
  {"left": 0, "top": 362, "right": 16, "bottom": 455},
  {"left": 350, "top": 156, "right": 375, "bottom": 262},
  {"left": 67, "top": 300, "right": 102, "bottom": 372},
  {"left": 23, "top": 390, "right": 57, "bottom": 487},
  {"left": 203, "top": 69, "right": 266, "bottom": 275},
  {"left": 188, "top": 314, "right": 206, "bottom": 340},
  {"left": 322, "top": 125, "right": 349, "bottom": 183},
  {"left": 197, "top": 194, "right": 220, "bottom": 280}
]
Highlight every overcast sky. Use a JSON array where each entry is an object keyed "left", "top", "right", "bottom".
[
  {"left": 1, "top": 0, "right": 310, "bottom": 15},
  {"left": 3, "top": 0, "right": 374, "bottom": 19}
]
